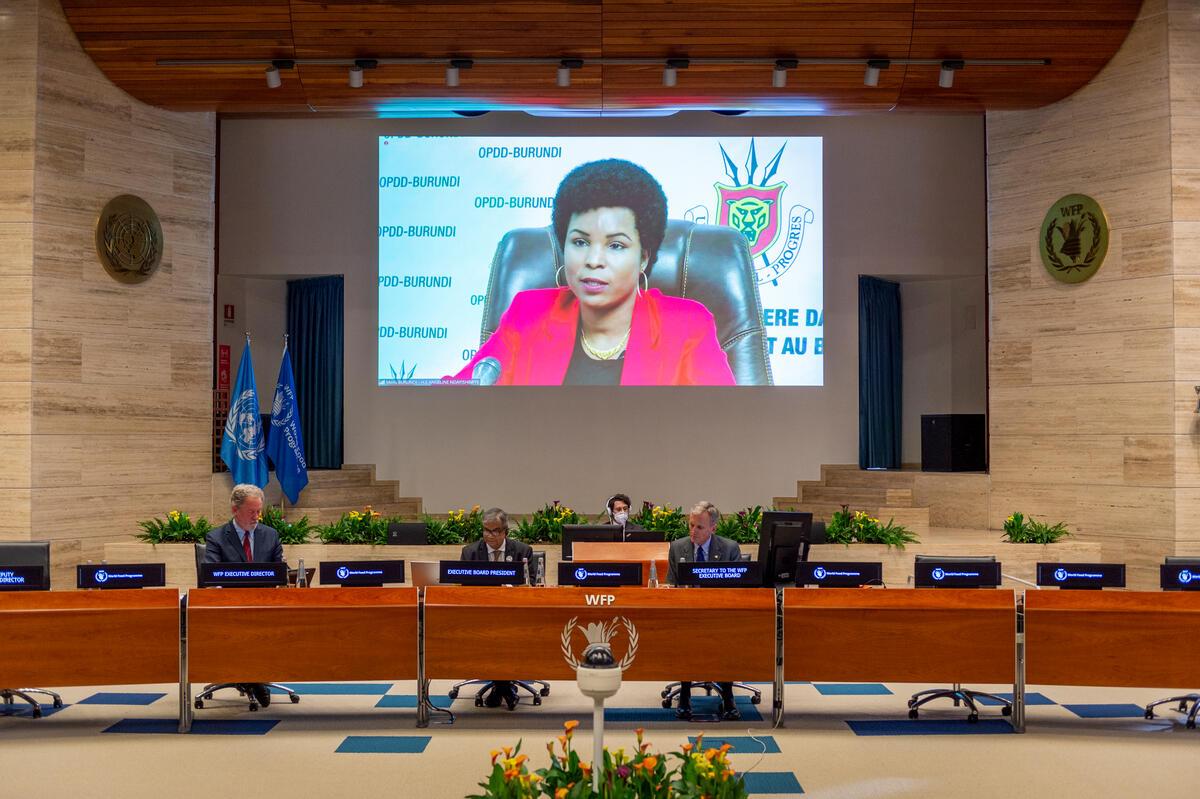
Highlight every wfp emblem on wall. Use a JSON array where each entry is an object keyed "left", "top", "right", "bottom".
[
  {"left": 560, "top": 617, "right": 639, "bottom": 671},
  {"left": 684, "top": 140, "right": 815, "bottom": 286},
  {"left": 95, "top": 194, "right": 164, "bottom": 284},
  {"left": 1039, "top": 193, "right": 1108, "bottom": 284}
]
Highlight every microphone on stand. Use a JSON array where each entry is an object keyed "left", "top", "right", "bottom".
[{"left": 472, "top": 357, "right": 502, "bottom": 386}]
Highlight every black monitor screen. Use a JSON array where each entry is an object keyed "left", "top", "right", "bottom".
[
  {"left": 913, "top": 560, "right": 1001, "bottom": 588},
  {"left": 756, "top": 511, "right": 814, "bottom": 586},
  {"left": 676, "top": 562, "right": 763, "bottom": 587},
  {"left": 1036, "top": 562, "right": 1125, "bottom": 590},
  {"left": 0, "top": 565, "right": 47, "bottom": 591},
  {"left": 77, "top": 563, "right": 166, "bottom": 590},
  {"left": 199, "top": 562, "right": 288, "bottom": 588},
  {"left": 320, "top": 560, "right": 406, "bottom": 586},
  {"left": 558, "top": 562, "right": 643, "bottom": 587},
  {"left": 796, "top": 561, "right": 883, "bottom": 587},
  {"left": 439, "top": 560, "right": 526, "bottom": 586},
  {"left": 1161, "top": 561, "right": 1200, "bottom": 591},
  {"left": 387, "top": 522, "right": 427, "bottom": 545},
  {"left": 561, "top": 525, "right": 622, "bottom": 560}
]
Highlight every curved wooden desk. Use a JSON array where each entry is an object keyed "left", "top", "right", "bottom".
[{"left": 570, "top": 542, "right": 670, "bottom": 587}]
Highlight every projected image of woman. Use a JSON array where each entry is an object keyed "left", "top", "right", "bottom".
[{"left": 455, "top": 159, "right": 736, "bottom": 386}]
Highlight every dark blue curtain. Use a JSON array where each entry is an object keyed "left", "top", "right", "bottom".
[
  {"left": 858, "top": 276, "right": 902, "bottom": 469},
  {"left": 287, "top": 276, "right": 343, "bottom": 469}
]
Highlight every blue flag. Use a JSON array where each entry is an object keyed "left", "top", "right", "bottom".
[
  {"left": 221, "top": 341, "right": 268, "bottom": 488},
  {"left": 267, "top": 344, "right": 309, "bottom": 504}
]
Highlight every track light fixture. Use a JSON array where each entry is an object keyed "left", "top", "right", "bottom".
[
  {"left": 557, "top": 58, "right": 584, "bottom": 87},
  {"left": 772, "top": 59, "right": 797, "bottom": 88},
  {"left": 864, "top": 58, "right": 890, "bottom": 87},
  {"left": 349, "top": 58, "right": 377, "bottom": 88},
  {"left": 939, "top": 59, "right": 964, "bottom": 89},
  {"left": 264, "top": 59, "right": 294, "bottom": 89},
  {"left": 446, "top": 58, "right": 473, "bottom": 87},
  {"left": 663, "top": 58, "right": 689, "bottom": 87}
]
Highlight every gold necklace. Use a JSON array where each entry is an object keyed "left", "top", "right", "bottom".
[{"left": 581, "top": 326, "right": 631, "bottom": 360}]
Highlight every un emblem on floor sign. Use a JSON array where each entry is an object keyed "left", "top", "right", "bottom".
[
  {"left": 561, "top": 618, "right": 639, "bottom": 671},
  {"left": 1039, "top": 193, "right": 1109, "bottom": 284}
]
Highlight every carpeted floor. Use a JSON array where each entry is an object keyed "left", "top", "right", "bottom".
[{"left": 2, "top": 679, "right": 1197, "bottom": 797}]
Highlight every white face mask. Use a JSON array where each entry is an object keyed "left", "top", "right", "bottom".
[{"left": 612, "top": 510, "right": 629, "bottom": 526}]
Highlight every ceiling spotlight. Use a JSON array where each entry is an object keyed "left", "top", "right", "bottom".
[
  {"left": 265, "top": 65, "right": 281, "bottom": 89},
  {"left": 348, "top": 65, "right": 363, "bottom": 88},
  {"left": 446, "top": 58, "right": 473, "bottom": 87},
  {"left": 938, "top": 59, "right": 964, "bottom": 89},
  {"left": 772, "top": 59, "right": 797, "bottom": 89},
  {"left": 557, "top": 58, "right": 583, "bottom": 88},
  {"left": 864, "top": 58, "right": 890, "bottom": 87},
  {"left": 663, "top": 58, "right": 689, "bottom": 87}
]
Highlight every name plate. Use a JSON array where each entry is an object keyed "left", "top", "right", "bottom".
[
  {"left": 914, "top": 561, "right": 1001, "bottom": 588},
  {"left": 676, "top": 562, "right": 763, "bottom": 587},
  {"left": 797, "top": 561, "right": 883, "bottom": 587},
  {"left": 199, "top": 562, "right": 288, "bottom": 588},
  {"left": 77, "top": 563, "right": 166, "bottom": 590},
  {"left": 439, "top": 560, "right": 525, "bottom": 586},
  {"left": 1161, "top": 562, "right": 1200, "bottom": 591},
  {"left": 0, "top": 565, "right": 46, "bottom": 591},
  {"left": 1036, "top": 562, "right": 1125, "bottom": 590},
  {"left": 558, "top": 562, "right": 642, "bottom": 587},
  {"left": 319, "top": 559, "right": 405, "bottom": 586}
]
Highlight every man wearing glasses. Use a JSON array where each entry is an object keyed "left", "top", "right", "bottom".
[{"left": 459, "top": 507, "right": 534, "bottom": 707}]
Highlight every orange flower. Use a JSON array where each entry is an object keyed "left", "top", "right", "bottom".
[
  {"left": 513, "top": 754, "right": 528, "bottom": 767},
  {"left": 490, "top": 749, "right": 501, "bottom": 764},
  {"left": 705, "top": 748, "right": 718, "bottom": 761},
  {"left": 555, "top": 790, "right": 568, "bottom": 799},
  {"left": 681, "top": 743, "right": 693, "bottom": 754},
  {"left": 558, "top": 735, "right": 569, "bottom": 751},
  {"left": 564, "top": 720, "right": 580, "bottom": 734},
  {"left": 719, "top": 742, "right": 733, "bottom": 754},
  {"left": 635, "top": 727, "right": 644, "bottom": 743},
  {"left": 528, "top": 774, "right": 541, "bottom": 784},
  {"left": 641, "top": 755, "right": 659, "bottom": 771},
  {"left": 503, "top": 746, "right": 513, "bottom": 757},
  {"left": 503, "top": 768, "right": 519, "bottom": 780},
  {"left": 722, "top": 769, "right": 736, "bottom": 780},
  {"left": 580, "top": 762, "right": 592, "bottom": 777}
]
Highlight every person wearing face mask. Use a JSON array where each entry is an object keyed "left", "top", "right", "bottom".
[{"left": 605, "top": 493, "right": 645, "bottom": 537}]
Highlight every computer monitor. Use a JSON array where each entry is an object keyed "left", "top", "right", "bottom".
[
  {"left": 756, "top": 511, "right": 814, "bottom": 586},
  {"left": 561, "top": 524, "right": 622, "bottom": 560},
  {"left": 1161, "top": 558, "right": 1200, "bottom": 591},
  {"left": 387, "top": 521, "right": 427, "bottom": 545}
]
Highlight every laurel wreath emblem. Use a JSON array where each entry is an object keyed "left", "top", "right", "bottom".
[
  {"left": 1043, "top": 211, "right": 1102, "bottom": 274},
  {"left": 560, "top": 616, "right": 640, "bottom": 672}
]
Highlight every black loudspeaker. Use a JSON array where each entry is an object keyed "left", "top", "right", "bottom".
[{"left": 921, "top": 414, "right": 986, "bottom": 472}]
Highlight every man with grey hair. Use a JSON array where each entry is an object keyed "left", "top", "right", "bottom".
[{"left": 203, "top": 483, "right": 284, "bottom": 708}]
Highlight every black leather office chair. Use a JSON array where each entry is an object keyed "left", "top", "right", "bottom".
[
  {"left": 1144, "top": 557, "right": 1200, "bottom": 728},
  {"left": 907, "top": 554, "right": 1011, "bottom": 723},
  {"left": 0, "top": 541, "right": 62, "bottom": 718},
  {"left": 482, "top": 221, "right": 772, "bottom": 385},
  {"left": 191, "top": 544, "right": 300, "bottom": 712}
]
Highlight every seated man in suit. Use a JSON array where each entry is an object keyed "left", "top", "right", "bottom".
[
  {"left": 605, "top": 493, "right": 646, "bottom": 536},
  {"left": 204, "top": 483, "right": 283, "bottom": 708},
  {"left": 460, "top": 508, "right": 533, "bottom": 708},
  {"left": 668, "top": 501, "right": 742, "bottom": 721}
]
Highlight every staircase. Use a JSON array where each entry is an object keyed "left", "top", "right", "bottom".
[
  {"left": 286, "top": 465, "right": 423, "bottom": 524},
  {"left": 773, "top": 465, "right": 933, "bottom": 537}
]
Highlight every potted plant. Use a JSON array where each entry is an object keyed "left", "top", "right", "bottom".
[
  {"left": 514, "top": 501, "right": 584, "bottom": 544},
  {"left": 1002, "top": 512, "right": 1070, "bottom": 544},
  {"left": 259, "top": 504, "right": 313, "bottom": 545},
  {"left": 629, "top": 503, "right": 688, "bottom": 540},
  {"left": 714, "top": 506, "right": 763, "bottom": 544},
  {"left": 825, "top": 506, "right": 919, "bottom": 548}
]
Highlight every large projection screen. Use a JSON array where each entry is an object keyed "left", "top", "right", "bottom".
[{"left": 378, "top": 136, "right": 822, "bottom": 386}]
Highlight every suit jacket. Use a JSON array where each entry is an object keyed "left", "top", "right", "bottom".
[
  {"left": 667, "top": 534, "right": 741, "bottom": 586},
  {"left": 204, "top": 521, "right": 284, "bottom": 564},
  {"left": 460, "top": 536, "right": 533, "bottom": 564},
  {"left": 453, "top": 288, "right": 736, "bottom": 386}
]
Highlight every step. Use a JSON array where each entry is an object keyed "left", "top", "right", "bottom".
[
  {"left": 771, "top": 500, "right": 929, "bottom": 532},
  {"left": 304, "top": 467, "right": 379, "bottom": 489},
  {"left": 819, "top": 465, "right": 920, "bottom": 490},
  {"left": 797, "top": 486, "right": 913, "bottom": 507},
  {"left": 302, "top": 499, "right": 424, "bottom": 524},
  {"left": 291, "top": 483, "right": 403, "bottom": 508}
]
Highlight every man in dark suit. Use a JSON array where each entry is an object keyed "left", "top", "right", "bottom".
[
  {"left": 204, "top": 484, "right": 283, "bottom": 708},
  {"left": 459, "top": 507, "right": 533, "bottom": 708},
  {"left": 668, "top": 501, "right": 743, "bottom": 721}
]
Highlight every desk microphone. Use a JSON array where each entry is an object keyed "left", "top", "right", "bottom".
[{"left": 472, "top": 357, "right": 502, "bottom": 386}]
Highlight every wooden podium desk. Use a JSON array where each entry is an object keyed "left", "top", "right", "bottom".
[
  {"left": 0, "top": 588, "right": 179, "bottom": 689},
  {"left": 783, "top": 588, "right": 1020, "bottom": 727},
  {"left": 184, "top": 587, "right": 418, "bottom": 730},
  {"left": 1025, "top": 591, "right": 1200, "bottom": 689},
  {"left": 571, "top": 542, "right": 670, "bottom": 587}
]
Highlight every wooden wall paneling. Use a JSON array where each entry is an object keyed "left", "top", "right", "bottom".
[
  {"left": 32, "top": 433, "right": 210, "bottom": 489},
  {"left": 1026, "top": 329, "right": 1173, "bottom": 386},
  {"left": 989, "top": 435, "right": 1174, "bottom": 487},
  {"left": 990, "top": 276, "right": 1174, "bottom": 340},
  {"left": 989, "top": 382, "right": 1175, "bottom": 437},
  {"left": 35, "top": 483, "right": 213, "bottom": 542}
]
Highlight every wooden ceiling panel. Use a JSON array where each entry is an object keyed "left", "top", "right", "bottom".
[{"left": 57, "top": 0, "right": 1145, "bottom": 114}]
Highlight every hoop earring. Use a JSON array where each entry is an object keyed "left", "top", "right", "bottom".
[
  {"left": 638, "top": 270, "right": 649, "bottom": 295},
  {"left": 555, "top": 265, "right": 566, "bottom": 288}
]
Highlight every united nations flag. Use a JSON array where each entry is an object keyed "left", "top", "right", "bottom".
[
  {"left": 220, "top": 338, "right": 268, "bottom": 488},
  {"left": 267, "top": 343, "right": 309, "bottom": 504}
]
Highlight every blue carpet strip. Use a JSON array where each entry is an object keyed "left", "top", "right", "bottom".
[
  {"left": 1062, "top": 703, "right": 1147, "bottom": 719},
  {"left": 104, "top": 718, "right": 279, "bottom": 735},
  {"left": 269, "top": 683, "right": 392, "bottom": 695},
  {"left": 975, "top": 692, "right": 1055, "bottom": 707},
  {"left": 606, "top": 695, "right": 762, "bottom": 723},
  {"left": 846, "top": 719, "right": 1014, "bottom": 736},
  {"left": 742, "top": 771, "right": 804, "bottom": 794},
  {"left": 689, "top": 735, "right": 780, "bottom": 754},
  {"left": 814, "top": 683, "right": 892, "bottom": 696},
  {"left": 0, "top": 703, "right": 70, "bottom": 718},
  {"left": 80, "top": 692, "right": 166, "bottom": 706},
  {"left": 336, "top": 735, "right": 431, "bottom": 754},
  {"left": 375, "top": 694, "right": 453, "bottom": 709}
]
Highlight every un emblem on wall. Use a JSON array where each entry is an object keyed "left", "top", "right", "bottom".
[
  {"left": 1039, "top": 193, "right": 1108, "bottom": 284},
  {"left": 95, "top": 194, "right": 164, "bottom": 284}
]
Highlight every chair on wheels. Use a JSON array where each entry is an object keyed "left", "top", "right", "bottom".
[
  {"left": 660, "top": 681, "right": 762, "bottom": 713},
  {"left": 907, "top": 554, "right": 1012, "bottom": 723},
  {"left": 1144, "top": 558, "right": 1200, "bottom": 728},
  {"left": 191, "top": 544, "right": 300, "bottom": 712},
  {"left": 483, "top": 220, "right": 773, "bottom": 385},
  {"left": 0, "top": 542, "right": 63, "bottom": 719}
]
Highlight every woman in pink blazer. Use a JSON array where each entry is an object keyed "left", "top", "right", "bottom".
[{"left": 455, "top": 159, "right": 735, "bottom": 386}]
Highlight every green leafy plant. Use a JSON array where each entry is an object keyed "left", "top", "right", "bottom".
[
  {"left": 629, "top": 503, "right": 689, "bottom": 540},
  {"left": 446, "top": 505, "right": 485, "bottom": 543},
  {"left": 514, "top": 501, "right": 585, "bottom": 544},
  {"left": 258, "top": 504, "right": 312, "bottom": 545},
  {"left": 469, "top": 721, "right": 748, "bottom": 799},
  {"left": 1002, "top": 512, "right": 1070, "bottom": 544},
  {"left": 136, "top": 509, "right": 210, "bottom": 543},
  {"left": 423, "top": 514, "right": 463, "bottom": 545},
  {"left": 825, "top": 505, "right": 919, "bottom": 548},
  {"left": 714, "top": 506, "right": 763, "bottom": 544},
  {"left": 317, "top": 506, "right": 387, "bottom": 544}
]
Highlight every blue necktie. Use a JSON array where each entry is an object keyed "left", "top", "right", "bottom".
[{"left": 696, "top": 545, "right": 706, "bottom": 563}]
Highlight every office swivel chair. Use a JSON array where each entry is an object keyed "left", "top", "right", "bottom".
[
  {"left": 1144, "top": 558, "right": 1200, "bottom": 728},
  {"left": 0, "top": 541, "right": 63, "bottom": 718},
  {"left": 191, "top": 544, "right": 301, "bottom": 712},
  {"left": 907, "top": 554, "right": 1012, "bottom": 723},
  {"left": 483, "top": 220, "right": 773, "bottom": 385},
  {"left": 448, "top": 550, "right": 551, "bottom": 709}
]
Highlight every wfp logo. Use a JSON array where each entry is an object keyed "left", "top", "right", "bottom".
[
  {"left": 336, "top": 566, "right": 350, "bottom": 580},
  {"left": 812, "top": 566, "right": 827, "bottom": 581},
  {"left": 574, "top": 567, "right": 589, "bottom": 581},
  {"left": 931, "top": 567, "right": 946, "bottom": 582},
  {"left": 684, "top": 139, "right": 815, "bottom": 286},
  {"left": 95, "top": 569, "right": 109, "bottom": 584},
  {"left": 1054, "top": 568, "right": 1068, "bottom": 582},
  {"left": 1180, "top": 569, "right": 1194, "bottom": 585}
]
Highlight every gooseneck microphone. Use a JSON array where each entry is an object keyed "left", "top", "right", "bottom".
[{"left": 471, "top": 357, "right": 502, "bottom": 386}]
